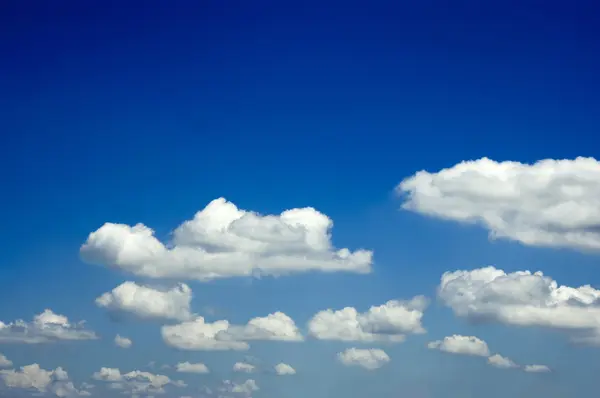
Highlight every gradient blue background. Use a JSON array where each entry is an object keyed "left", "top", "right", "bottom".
[{"left": 1, "top": 1, "right": 599, "bottom": 397}]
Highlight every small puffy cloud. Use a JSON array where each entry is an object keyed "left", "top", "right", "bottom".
[
  {"left": 308, "top": 296, "right": 427, "bottom": 342},
  {"left": 524, "top": 364, "right": 551, "bottom": 373},
  {"left": 438, "top": 266, "right": 600, "bottom": 344},
  {"left": 80, "top": 198, "right": 373, "bottom": 281},
  {"left": 220, "top": 379, "right": 259, "bottom": 396},
  {"left": 337, "top": 348, "right": 390, "bottom": 370},
  {"left": 176, "top": 362, "right": 209, "bottom": 374},
  {"left": 0, "top": 354, "right": 12, "bottom": 368},
  {"left": 114, "top": 334, "right": 132, "bottom": 348},
  {"left": 0, "top": 309, "right": 97, "bottom": 344},
  {"left": 162, "top": 312, "right": 302, "bottom": 351},
  {"left": 274, "top": 363, "right": 295, "bottom": 375},
  {"left": 427, "top": 335, "right": 490, "bottom": 357},
  {"left": 233, "top": 362, "right": 255, "bottom": 373},
  {"left": 0, "top": 364, "right": 87, "bottom": 397},
  {"left": 397, "top": 157, "right": 600, "bottom": 252},
  {"left": 92, "top": 367, "right": 183, "bottom": 395},
  {"left": 487, "top": 354, "right": 518, "bottom": 369},
  {"left": 96, "top": 281, "right": 194, "bottom": 321}
]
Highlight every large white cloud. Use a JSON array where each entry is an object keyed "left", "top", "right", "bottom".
[
  {"left": 80, "top": 198, "right": 373, "bottom": 281},
  {"left": 162, "top": 312, "right": 302, "bottom": 351},
  {"left": 308, "top": 296, "right": 427, "bottom": 342},
  {"left": 427, "top": 335, "right": 490, "bottom": 357},
  {"left": 438, "top": 266, "right": 600, "bottom": 344},
  {"left": 0, "top": 364, "right": 88, "bottom": 397},
  {"left": 0, "top": 310, "right": 97, "bottom": 344},
  {"left": 337, "top": 348, "right": 390, "bottom": 370},
  {"left": 92, "top": 367, "right": 184, "bottom": 395},
  {"left": 96, "top": 281, "right": 194, "bottom": 321},
  {"left": 397, "top": 157, "right": 600, "bottom": 251}
]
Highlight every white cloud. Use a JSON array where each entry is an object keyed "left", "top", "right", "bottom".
[
  {"left": 337, "top": 348, "right": 390, "bottom": 370},
  {"left": 308, "top": 296, "right": 427, "bottom": 342},
  {"left": 524, "top": 364, "right": 551, "bottom": 373},
  {"left": 487, "top": 354, "right": 518, "bottom": 369},
  {"left": 175, "top": 362, "right": 209, "bottom": 374},
  {"left": 220, "top": 379, "right": 259, "bottom": 396},
  {"left": 397, "top": 157, "right": 600, "bottom": 252},
  {"left": 0, "top": 310, "right": 97, "bottom": 344},
  {"left": 427, "top": 335, "right": 490, "bottom": 357},
  {"left": 162, "top": 312, "right": 302, "bottom": 351},
  {"left": 92, "top": 367, "right": 183, "bottom": 395},
  {"left": 438, "top": 266, "right": 600, "bottom": 344},
  {"left": 96, "top": 281, "right": 194, "bottom": 321},
  {"left": 233, "top": 362, "right": 255, "bottom": 373},
  {"left": 0, "top": 354, "right": 12, "bottom": 368},
  {"left": 80, "top": 198, "right": 373, "bottom": 281},
  {"left": 114, "top": 334, "right": 133, "bottom": 348},
  {"left": 274, "top": 363, "right": 295, "bottom": 375},
  {"left": 0, "top": 364, "right": 87, "bottom": 397}
]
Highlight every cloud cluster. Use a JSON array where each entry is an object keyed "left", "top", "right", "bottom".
[
  {"left": 0, "top": 310, "right": 97, "bottom": 344},
  {"left": 162, "top": 311, "right": 302, "bottom": 351},
  {"left": 308, "top": 296, "right": 428, "bottom": 342},
  {"left": 80, "top": 198, "right": 373, "bottom": 281},
  {"left": 438, "top": 266, "right": 600, "bottom": 344},
  {"left": 397, "top": 157, "right": 600, "bottom": 251},
  {"left": 0, "top": 364, "right": 90, "bottom": 397},
  {"left": 92, "top": 367, "right": 184, "bottom": 395},
  {"left": 337, "top": 348, "right": 390, "bottom": 370},
  {"left": 96, "top": 281, "right": 194, "bottom": 321}
]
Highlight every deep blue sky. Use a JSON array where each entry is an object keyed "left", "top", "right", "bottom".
[{"left": 1, "top": 1, "right": 600, "bottom": 398}]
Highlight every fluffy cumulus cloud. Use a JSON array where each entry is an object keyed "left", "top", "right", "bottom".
[
  {"left": 397, "top": 157, "right": 600, "bottom": 251},
  {"left": 0, "top": 354, "right": 12, "bottom": 368},
  {"left": 487, "top": 354, "right": 518, "bottom": 369},
  {"left": 0, "top": 310, "right": 97, "bottom": 344},
  {"left": 438, "top": 266, "right": 600, "bottom": 344},
  {"left": 162, "top": 312, "right": 302, "bottom": 351},
  {"left": 0, "top": 364, "right": 89, "bottom": 397},
  {"left": 427, "top": 335, "right": 490, "bottom": 357},
  {"left": 96, "top": 281, "right": 194, "bottom": 321},
  {"left": 337, "top": 348, "right": 390, "bottom": 370},
  {"left": 524, "top": 364, "right": 551, "bottom": 373},
  {"left": 80, "top": 198, "right": 373, "bottom": 281},
  {"left": 176, "top": 362, "right": 209, "bottom": 374},
  {"left": 308, "top": 296, "right": 427, "bottom": 342},
  {"left": 219, "top": 379, "right": 259, "bottom": 396},
  {"left": 233, "top": 362, "right": 255, "bottom": 373},
  {"left": 274, "top": 363, "right": 295, "bottom": 375},
  {"left": 92, "top": 367, "right": 184, "bottom": 395},
  {"left": 114, "top": 334, "right": 132, "bottom": 348}
]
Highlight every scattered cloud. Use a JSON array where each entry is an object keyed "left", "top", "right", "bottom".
[
  {"left": 0, "top": 310, "right": 97, "bottom": 344},
  {"left": 96, "top": 281, "right": 194, "bottom": 321},
  {"left": 487, "top": 354, "right": 518, "bottom": 369},
  {"left": 92, "top": 367, "right": 184, "bottom": 395},
  {"left": 0, "top": 364, "right": 88, "bottom": 397},
  {"left": 220, "top": 379, "right": 258, "bottom": 396},
  {"left": 162, "top": 312, "right": 302, "bottom": 351},
  {"left": 274, "top": 363, "right": 295, "bottom": 375},
  {"left": 308, "top": 296, "right": 427, "bottom": 342},
  {"left": 233, "top": 362, "right": 255, "bottom": 373},
  {"left": 438, "top": 266, "right": 600, "bottom": 344},
  {"left": 337, "top": 348, "right": 390, "bottom": 370},
  {"left": 0, "top": 354, "right": 11, "bottom": 368},
  {"left": 397, "top": 157, "right": 600, "bottom": 252},
  {"left": 80, "top": 198, "right": 373, "bottom": 281},
  {"left": 427, "top": 335, "right": 490, "bottom": 357},
  {"left": 524, "top": 364, "right": 551, "bottom": 373},
  {"left": 114, "top": 334, "right": 132, "bottom": 348},
  {"left": 176, "top": 362, "right": 209, "bottom": 374}
]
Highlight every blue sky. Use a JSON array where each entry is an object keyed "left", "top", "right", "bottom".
[{"left": 1, "top": 1, "right": 600, "bottom": 397}]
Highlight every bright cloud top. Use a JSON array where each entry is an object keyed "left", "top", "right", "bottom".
[
  {"left": 162, "top": 311, "right": 302, "bottom": 351},
  {"left": 397, "top": 157, "right": 600, "bottom": 251},
  {"left": 427, "top": 335, "right": 490, "bottom": 357},
  {"left": 96, "top": 281, "right": 194, "bottom": 321},
  {"left": 438, "top": 266, "right": 600, "bottom": 344},
  {"left": 337, "top": 348, "right": 390, "bottom": 370},
  {"left": 80, "top": 198, "right": 373, "bottom": 281},
  {"left": 0, "top": 310, "right": 97, "bottom": 344},
  {"left": 308, "top": 296, "right": 428, "bottom": 342},
  {"left": 0, "top": 363, "right": 90, "bottom": 397},
  {"left": 274, "top": 363, "right": 296, "bottom": 375}
]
